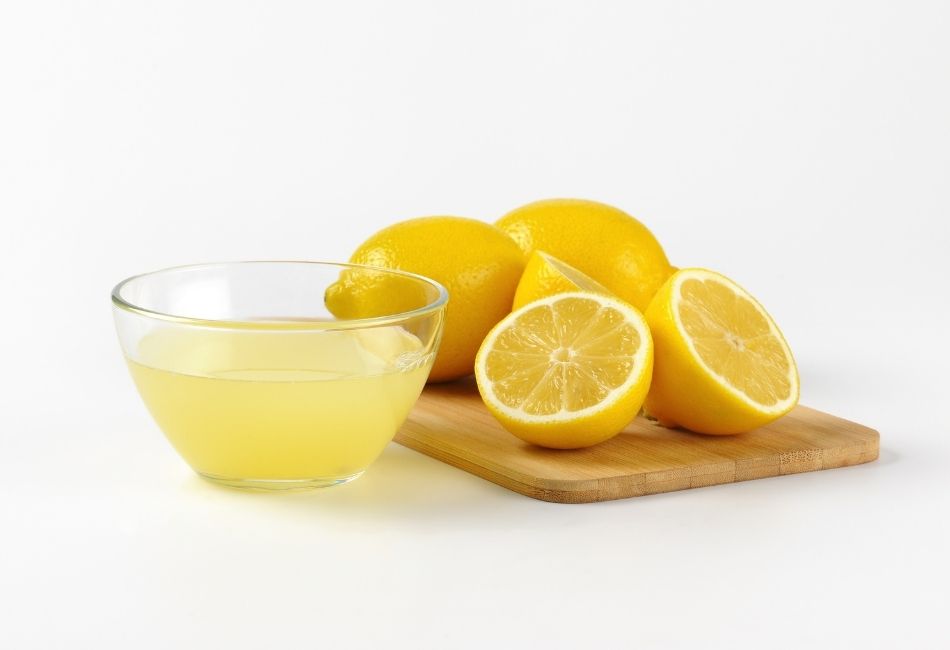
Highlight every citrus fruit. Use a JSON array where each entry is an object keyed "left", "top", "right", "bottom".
[
  {"left": 495, "top": 199, "right": 674, "bottom": 312},
  {"left": 475, "top": 292, "right": 653, "bottom": 449},
  {"left": 324, "top": 266, "right": 433, "bottom": 321},
  {"left": 644, "top": 268, "right": 799, "bottom": 435},
  {"left": 512, "top": 251, "right": 611, "bottom": 310},
  {"left": 326, "top": 216, "right": 525, "bottom": 382}
]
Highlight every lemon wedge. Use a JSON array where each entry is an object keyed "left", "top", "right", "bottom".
[
  {"left": 512, "top": 251, "right": 611, "bottom": 310},
  {"left": 475, "top": 292, "right": 653, "bottom": 449},
  {"left": 645, "top": 268, "right": 800, "bottom": 434}
]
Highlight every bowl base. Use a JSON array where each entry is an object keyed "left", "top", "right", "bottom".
[{"left": 198, "top": 471, "right": 364, "bottom": 491}]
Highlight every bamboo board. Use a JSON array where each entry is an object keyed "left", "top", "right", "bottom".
[{"left": 395, "top": 380, "right": 879, "bottom": 503}]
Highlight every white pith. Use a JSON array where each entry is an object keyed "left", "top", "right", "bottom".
[
  {"left": 475, "top": 292, "right": 651, "bottom": 423},
  {"left": 670, "top": 269, "right": 799, "bottom": 414}
]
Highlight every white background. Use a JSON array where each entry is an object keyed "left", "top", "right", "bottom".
[{"left": 1, "top": 1, "right": 948, "bottom": 648}]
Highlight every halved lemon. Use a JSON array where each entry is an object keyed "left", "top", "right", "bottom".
[
  {"left": 475, "top": 292, "right": 653, "bottom": 449},
  {"left": 512, "top": 251, "right": 612, "bottom": 310},
  {"left": 645, "top": 268, "right": 799, "bottom": 435}
]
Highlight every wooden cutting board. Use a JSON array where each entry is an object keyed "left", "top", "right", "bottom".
[{"left": 395, "top": 379, "right": 879, "bottom": 503}]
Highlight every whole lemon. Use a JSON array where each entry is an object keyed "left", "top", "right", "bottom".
[
  {"left": 330, "top": 217, "right": 525, "bottom": 382},
  {"left": 496, "top": 199, "right": 674, "bottom": 312}
]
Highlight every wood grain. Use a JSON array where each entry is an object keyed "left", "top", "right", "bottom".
[{"left": 395, "top": 379, "right": 879, "bottom": 503}]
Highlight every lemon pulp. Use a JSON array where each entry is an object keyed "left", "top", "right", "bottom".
[
  {"left": 645, "top": 268, "right": 799, "bottom": 434},
  {"left": 476, "top": 292, "right": 653, "bottom": 449},
  {"left": 678, "top": 276, "right": 794, "bottom": 408}
]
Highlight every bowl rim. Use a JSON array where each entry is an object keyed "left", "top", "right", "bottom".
[{"left": 111, "top": 260, "right": 449, "bottom": 330}]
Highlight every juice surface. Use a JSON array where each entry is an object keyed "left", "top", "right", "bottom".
[{"left": 127, "top": 326, "right": 431, "bottom": 481}]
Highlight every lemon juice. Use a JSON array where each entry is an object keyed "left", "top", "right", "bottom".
[{"left": 126, "top": 325, "right": 431, "bottom": 486}]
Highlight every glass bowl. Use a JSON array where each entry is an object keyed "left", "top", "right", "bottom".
[{"left": 112, "top": 261, "right": 447, "bottom": 490}]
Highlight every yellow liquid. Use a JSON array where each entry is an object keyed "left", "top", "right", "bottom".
[{"left": 127, "top": 326, "right": 431, "bottom": 485}]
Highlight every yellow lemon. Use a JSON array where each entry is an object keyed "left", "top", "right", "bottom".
[
  {"left": 512, "top": 251, "right": 611, "bottom": 310},
  {"left": 475, "top": 292, "right": 653, "bottom": 449},
  {"left": 644, "top": 268, "right": 800, "bottom": 434},
  {"left": 324, "top": 266, "right": 433, "bottom": 321},
  {"left": 496, "top": 199, "right": 674, "bottom": 312},
  {"left": 327, "top": 216, "right": 525, "bottom": 382}
]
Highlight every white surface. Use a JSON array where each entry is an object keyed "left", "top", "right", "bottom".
[{"left": 2, "top": 1, "right": 949, "bottom": 648}]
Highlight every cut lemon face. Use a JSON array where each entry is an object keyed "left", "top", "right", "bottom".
[
  {"left": 644, "top": 268, "right": 799, "bottom": 435},
  {"left": 512, "top": 251, "right": 612, "bottom": 310},
  {"left": 475, "top": 292, "right": 653, "bottom": 449}
]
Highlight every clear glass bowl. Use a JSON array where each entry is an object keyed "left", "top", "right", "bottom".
[{"left": 112, "top": 261, "right": 447, "bottom": 490}]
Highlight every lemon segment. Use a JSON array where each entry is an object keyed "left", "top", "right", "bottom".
[
  {"left": 645, "top": 268, "right": 799, "bottom": 435},
  {"left": 476, "top": 292, "right": 653, "bottom": 449},
  {"left": 512, "top": 251, "right": 612, "bottom": 310}
]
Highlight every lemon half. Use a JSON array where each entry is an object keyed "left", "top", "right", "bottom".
[
  {"left": 475, "top": 292, "right": 653, "bottom": 449},
  {"left": 645, "top": 268, "right": 799, "bottom": 434}
]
